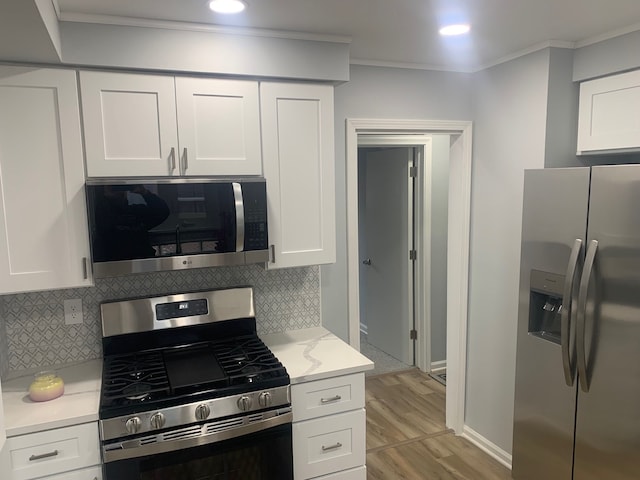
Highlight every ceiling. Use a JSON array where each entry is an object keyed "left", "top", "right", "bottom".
[{"left": 56, "top": 0, "right": 640, "bottom": 71}]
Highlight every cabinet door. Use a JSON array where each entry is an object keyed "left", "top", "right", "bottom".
[
  {"left": 80, "top": 71, "right": 179, "bottom": 177},
  {"left": 261, "top": 83, "right": 336, "bottom": 268},
  {"left": 175, "top": 77, "right": 261, "bottom": 175},
  {"left": 577, "top": 69, "right": 640, "bottom": 154},
  {"left": 0, "top": 67, "right": 92, "bottom": 294}
]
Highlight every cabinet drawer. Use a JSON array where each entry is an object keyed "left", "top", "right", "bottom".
[
  {"left": 43, "top": 465, "right": 103, "bottom": 480},
  {"left": 313, "top": 466, "right": 366, "bottom": 480},
  {"left": 293, "top": 409, "right": 366, "bottom": 480},
  {"left": 292, "top": 373, "right": 364, "bottom": 422},
  {"left": 5, "top": 422, "right": 100, "bottom": 480}
]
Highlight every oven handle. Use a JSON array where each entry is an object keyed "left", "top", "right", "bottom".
[{"left": 103, "top": 410, "right": 292, "bottom": 463}]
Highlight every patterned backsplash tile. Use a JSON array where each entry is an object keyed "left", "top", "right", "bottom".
[{"left": 1, "top": 265, "right": 320, "bottom": 373}]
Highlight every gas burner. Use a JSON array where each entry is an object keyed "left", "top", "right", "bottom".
[{"left": 123, "top": 383, "right": 152, "bottom": 401}]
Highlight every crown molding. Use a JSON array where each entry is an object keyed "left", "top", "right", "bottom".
[
  {"left": 349, "top": 57, "right": 475, "bottom": 74},
  {"left": 58, "top": 12, "right": 352, "bottom": 44},
  {"left": 574, "top": 22, "right": 640, "bottom": 48}
]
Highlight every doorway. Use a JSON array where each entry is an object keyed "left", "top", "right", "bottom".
[
  {"left": 357, "top": 141, "right": 423, "bottom": 371},
  {"left": 345, "top": 119, "right": 472, "bottom": 434}
]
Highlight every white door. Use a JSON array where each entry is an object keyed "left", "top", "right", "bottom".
[
  {"left": 361, "top": 147, "right": 414, "bottom": 365},
  {"left": 0, "top": 67, "right": 92, "bottom": 293},
  {"left": 175, "top": 77, "right": 262, "bottom": 176},
  {"left": 80, "top": 71, "right": 179, "bottom": 177},
  {"left": 261, "top": 82, "right": 336, "bottom": 269}
]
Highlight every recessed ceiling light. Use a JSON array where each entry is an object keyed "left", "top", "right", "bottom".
[
  {"left": 439, "top": 24, "right": 471, "bottom": 36},
  {"left": 209, "top": 0, "right": 246, "bottom": 14}
]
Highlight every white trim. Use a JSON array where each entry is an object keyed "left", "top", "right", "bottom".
[
  {"left": 462, "top": 425, "right": 513, "bottom": 470},
  {"left": 430, "top": 360, "right": 447, "bottom": 372},
  {"left": 58, "top": 12, "right": 352, "bottom": 44},
  {"left": 350, "top": 57, "right": 475, "bottom": 74},
  {"left": 346, "top": 118, "right": 472, "bottom": 434},
  {"left": 477, "top": 40, "right": 574, "bottom": 71}
]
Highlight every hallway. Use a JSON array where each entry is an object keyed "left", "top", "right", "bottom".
[{"left": 365, "top": 369, "right": 512, "bottom": 479}]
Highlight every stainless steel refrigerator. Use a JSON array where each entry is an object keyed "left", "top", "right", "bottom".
[{"left": 513, "top": 166, "right": 640, "bottom": 480}]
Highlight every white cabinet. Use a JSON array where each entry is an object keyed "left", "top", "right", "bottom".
[
  {"left": 260, "top": 82, "right": 336, "bottom": 269},
  {"left": 0, "top": 422, "right": 101, "bottom": 480},
  {"left": 0, "top": 67, "right": 92, "bottom": 294},
  {"left": 80, "top": 71, "right": 262, "bottom": 177},
  {"left": 291, "top": 374, "right": 366, "bottom": 480},
  {"left": 577, "top": 69, "right": 640, "bottom": 154}
]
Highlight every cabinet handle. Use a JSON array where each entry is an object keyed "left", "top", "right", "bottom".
[
  {"left": 322, "top": 442, "right": 342, "bottom": 452},
  {"left": 270, "top": 245, "right": 276, "bottom": 263},
  {"left": 82, "top": 257, "right": 88, "bottom": 280},
  {"left": 182, "top": 147, "right": 188, "bottom": 175},
  {"left": 29, "top": 450, "right": 59, "bottom": 461},
  {"left": 169, "top": 147, "right": 176, "bottom": 173},
  {"left": 320, "top": 395, "right": 342, "bottom": 404}
]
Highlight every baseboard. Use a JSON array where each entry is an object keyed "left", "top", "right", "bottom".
[
  {"left": 430, "top": 360, "right": 446, "bottom": 372},
  {"left": 461, "top": 425, "right": 512, "bottom": 470},
  {"left": 360, "top": 323, "right": 368, "bottom": 335}
]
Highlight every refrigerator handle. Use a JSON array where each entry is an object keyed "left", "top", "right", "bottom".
[
  {"left": 561, "top": 238, "right": 582, "bottom": 386},
  {"left": 576, "top": 239, "right": 598, "bottom": 393}
]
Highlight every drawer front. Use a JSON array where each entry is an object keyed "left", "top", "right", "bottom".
[
  {"left": 293, "top": 409, "right": 366, "bottom": 480},
  {"left": 43, "top": 465, "right": 103, "bottom": 480},
  {"left": 292, "top": 373, "right": 364, "bottom": 422},
  {"left": 6, "top": 422, "right": 100, "bottom": 480},
  {"left": 313, "top": 466, "right": 366, "bottom": 480}
]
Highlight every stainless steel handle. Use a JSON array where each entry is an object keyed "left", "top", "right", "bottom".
[
  {"left": 82, "top": 257, "right": 88, "bottom": 280},
  {"left": 232, "top": 183, "right": 244, "bottom": 252},
  {"left": 362, "top": 259, "right": 371, "bottom": 265},
  {"left": 321, "top": 442, "right": 342, "bottom": 452},
  {"left": 320, "top": 395, "right": 342, "bottom": 404},
  {"left": 29, "top": 450, "right": 59, "bottom": 461},
  {"left": 561, "top": 238, "right": 582, "bottom": 386},
  {"left": 169, "top": 147, "right": 176, "bottom": 174},
  {"left": 182, "top": 147, "right": 188, "bottom": 174},
  {"left": 577, "top": 239, "right": 598, "bottom": 393},
  {"left": 270, "top": 244, "right": 276, "bottom": 263}
]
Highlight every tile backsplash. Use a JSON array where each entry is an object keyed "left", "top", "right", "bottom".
[{"left": 0, "top": 265, "right": 320, "bottom": 374}]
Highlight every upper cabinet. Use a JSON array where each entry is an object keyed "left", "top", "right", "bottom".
[
  {"left": 79, "top": 71, "right": 262, "bottom": 177},
  {"left": 0, "top": 67, "right": 92, "bottom": 294},
  {"left": 260, "top": 82, "right": 336, "bottom": 269},
  {"left": 577, "top": 69, "right": 640, "bottom": 154}
]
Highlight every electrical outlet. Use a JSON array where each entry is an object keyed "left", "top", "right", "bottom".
[{"left": 64, "top": 298, "right": 83, "bottom": 325}]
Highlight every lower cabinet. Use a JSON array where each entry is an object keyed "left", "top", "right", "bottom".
[
  {"left": 291, "top": 373, "right": 366, "bottom": 480},
  {"left": 0, "top": 422, "right": 101, "bottom": 480}
]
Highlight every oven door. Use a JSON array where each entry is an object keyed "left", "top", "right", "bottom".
[{"left": 103, "top": 422, "right": 292, "bottom": 480}]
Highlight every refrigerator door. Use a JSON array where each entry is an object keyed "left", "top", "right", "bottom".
[
  {"left": 512, "top": 168, "right": 590, "bottom": 480},
  {"left": 573, "top": 165, "right": 640, "bottom": 480}
]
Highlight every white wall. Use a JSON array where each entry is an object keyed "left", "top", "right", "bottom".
[
  {"left": 573, "top": 29, "right": 640, "bottom": 82},
  {"left": 323, "top": 65, "right": 474, "bottom": 341},
  {"left": 466, "top": 48, "right": 550, "bottom": 453}
]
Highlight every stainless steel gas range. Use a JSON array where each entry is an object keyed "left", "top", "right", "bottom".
[{"left": 98, "top": 287, "right": 293, "bottom": 480}]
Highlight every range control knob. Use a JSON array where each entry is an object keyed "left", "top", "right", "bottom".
[
  {"left": 237, "top": 395, "right": 252, "bottom": 412},
  {"left": 195, "top": 404, "right": 211, "bottom": 421},
  {"left": 258, "top": 391, "right": 272, "bottom": 408},
  {"left": 125, "top": 416, "right": 142, "bottom": 435},
  {"left": 150, "top": 412, "right": 166, "bottom": 430}
]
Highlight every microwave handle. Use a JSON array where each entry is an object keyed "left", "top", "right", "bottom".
[{"left": 232, "top": 183, "right": 245, "bottom": 252}]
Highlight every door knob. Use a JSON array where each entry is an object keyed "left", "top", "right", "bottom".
[{"left": 362, "top": 259, "right": 371, "bottom": 265}]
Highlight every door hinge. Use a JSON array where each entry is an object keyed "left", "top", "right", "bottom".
[
  {"left": 409, "top": 249, "right": 417, "bottom": 261},
  {"left": 409, "top": 166, "right": 418, "bottom": 178},
  {"left": 410, "top": 329, "right": 417, "bottom": 340}
]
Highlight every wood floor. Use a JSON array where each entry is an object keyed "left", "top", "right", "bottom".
[{"left": 366, "top": 369, "right": 512, "bottom": 480}]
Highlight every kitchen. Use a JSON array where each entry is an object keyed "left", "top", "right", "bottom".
[{"left": 2, "top": 1, "right": 640, "bottom": 479}]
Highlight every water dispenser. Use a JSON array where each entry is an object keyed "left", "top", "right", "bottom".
[{"left": 528, "top": 269, "right": 565, "bottom": 344}]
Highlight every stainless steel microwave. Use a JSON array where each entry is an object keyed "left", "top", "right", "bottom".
[{"left": 85, "top": 177, "right": 269, "bottom": 278}]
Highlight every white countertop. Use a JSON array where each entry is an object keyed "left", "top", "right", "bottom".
[
  {"left": 0, "top": 327, "right": 371, "bottom": 437},
  {"left": 1, "top": 359, "right": 102, "bottom": 437},
  {"left": 261, "top": 327, "right": 374, "bottom": 384}
]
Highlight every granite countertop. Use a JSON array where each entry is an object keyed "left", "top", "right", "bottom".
[
  {"left": 261, "top": 327, "right": 374, "bottom": 384},
  {"left": 1, "top": 359, "right": 102, "bottom": 437}
]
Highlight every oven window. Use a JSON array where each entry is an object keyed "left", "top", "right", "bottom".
[{"left": 104, "top": 423, "right": 292, "bottom": 480}]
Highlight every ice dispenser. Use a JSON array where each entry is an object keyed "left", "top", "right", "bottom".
[{"left": 528, "top": 270, "right": 565, "bottom": 344}]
